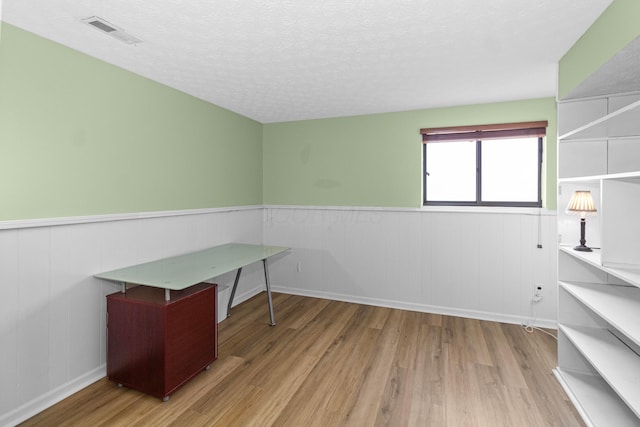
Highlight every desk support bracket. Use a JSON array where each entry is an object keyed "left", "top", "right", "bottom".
[
  {"left": 227, "top": 267, "right": 242, "bottom": 318},
  {"left": 263, "top": 259, "right": 276, "bottom": 326},
  {"left": 227, "top": 260, "right": 276, "bottom": 326}
]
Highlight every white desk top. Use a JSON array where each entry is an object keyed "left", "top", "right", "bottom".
[{"left": 95, "top": 243, "right": 289, "bottom": 290}]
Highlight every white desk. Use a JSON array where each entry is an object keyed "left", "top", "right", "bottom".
[{"left": 95, "top": 243, "right": 289, "bottom": 325}]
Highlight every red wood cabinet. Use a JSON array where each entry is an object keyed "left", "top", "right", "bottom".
[{"left": 106, "top": 283, "right": 217, "bottom": 400}]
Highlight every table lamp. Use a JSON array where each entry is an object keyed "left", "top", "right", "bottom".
[{"left": 566, "top": 190, "right": 597, "bottom": 252}]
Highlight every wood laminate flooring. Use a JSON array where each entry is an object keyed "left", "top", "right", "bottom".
[{"left": 21, "top": 292, "right": 584, "bottom": 426}]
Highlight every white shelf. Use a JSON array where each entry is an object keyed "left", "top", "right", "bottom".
[
  {"left": 559, "top": 98, "right": 640, "bottom": 141},
  {"left": 558, "top": 42, "right": 640, "bottom": 425},
  {"left": 559, "top": 246, "right": 602, "bottom": 267},
  {"left": 559, "top": 171, "right": 640, "bottom": 184},
  {"left": 559, "top": 325, "right": 640, "bottom": 419},
  {"left": 560, "top": 281, "right": 640, "bottom": 347},
  {"left": 559, "top": 246, "right": 640, "bottom": 288},
  {"left": 559, "top": 135, "right": 640, "bottom": 143},
  {"left": 554, "top": 368, "right": 640, "bottom": 427}
]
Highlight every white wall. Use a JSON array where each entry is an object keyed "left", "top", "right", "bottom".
[
  {"left": 0, "top": 207, "right": 264, "bottom": 427},
  {"left": 0, "top": 205, "right": 558, "bottom": 426},
  {"left": 265, "top": 206, "right": 558, "bottom": 327}
]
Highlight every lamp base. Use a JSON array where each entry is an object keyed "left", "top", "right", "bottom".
[{"left": 573, "top": 245, "right": 592, "bottom": 252}]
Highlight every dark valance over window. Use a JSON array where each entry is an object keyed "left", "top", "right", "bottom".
[{"left": 420, "top": 121, "right": 548, "bottom": 143}]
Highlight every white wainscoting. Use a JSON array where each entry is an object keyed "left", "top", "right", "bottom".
[
  {"left": 0, "top": 207, "right": 265, "bottom": 427},
  {"left": 0, "top": 204, "right": 558, "bottom": 426},
  {"left": 264, "top": 206, "right": 558, "bottom": 328}
]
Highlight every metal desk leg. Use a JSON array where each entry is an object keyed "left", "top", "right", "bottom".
[
  {"left": 227, "top": 267, "right": 242, "bottom": 317},
  {"left": 263, "top": 259, "right": 276, "bottom": 326}
]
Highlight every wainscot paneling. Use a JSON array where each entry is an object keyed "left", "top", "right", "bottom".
[
  {"left": 1, "top": 205, "right": 558, "bottom": 426},
  {"left": 0, "top": 207, "right": 264, "bottom": 427},
  {"left": 264, "top": 206, "right": 558, "bottom": 328}
]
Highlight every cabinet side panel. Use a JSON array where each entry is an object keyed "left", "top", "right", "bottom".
[
  {"left": 609, "top": 138, "right": 640, "bottom": 175},
  {"left": 559, "top": 141, "right": 608, "bottom": 179},
  {"left": 601, "top": 179, "right": 640, "bottom": 267},
  {"left": 607, "top": 94, "right": 640, "bottom": 137},
  {"left": 558, "top": 286, "right": 608, "bottom": 328},
  {"left": 165, "top": 285, "right": 217, "bottom": 393},
  {"left": 558, "top": 252, "right": 608, "bottom": 284},
  {"left": 106, "top": 294, "right": 165, "bottom": 396},
  {"left": 608, "top": 94, "right": 640, "bottom": 112},
  {"left": 558, "top": 98, "right": 607, "bottom": 136},
  {"left": 558, "top": 330, "right": 598, "bottom": 375}
]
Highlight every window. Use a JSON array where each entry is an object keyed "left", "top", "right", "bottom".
[{"left": 421, "top": 121, "right": 546, "bottom": 207}]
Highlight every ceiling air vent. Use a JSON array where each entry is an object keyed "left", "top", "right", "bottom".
[{"left": 80, "top": 16, "right": 143, "bottom": 45}]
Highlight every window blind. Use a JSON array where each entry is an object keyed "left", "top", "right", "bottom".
[{"left": 420, "top": 121, "right": 548, "bottom": 143}]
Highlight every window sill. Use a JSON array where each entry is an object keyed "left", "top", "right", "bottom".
[
  {"left": 265, "top": 204, "right": 555, "bottom": 216},
  {"left": 420, "top": 205, "right": 553, "bottom": 215}
]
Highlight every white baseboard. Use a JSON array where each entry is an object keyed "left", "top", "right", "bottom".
[
  {"left": 0, "top": 366, "right": 106, "bottom": 427},
  {"left": 272, "top": 285, "right": 558, "bottom": 330},
  {"left": 222, "top": 284, "right": 266, "bottom": 315}
]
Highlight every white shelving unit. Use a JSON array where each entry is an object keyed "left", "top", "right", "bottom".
[{"left": 556, "top": 36, "right": 640, "bottom": 427}]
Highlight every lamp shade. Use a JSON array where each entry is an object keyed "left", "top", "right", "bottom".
[{"left": 566, "top": 190, "right": 596, "bottom": 214}]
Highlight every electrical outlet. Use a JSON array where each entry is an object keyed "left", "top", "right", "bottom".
[
  {"left": 296, "top": 262, "right": 302, "bottom": 273},
  {"left": 533, "top": 284, "right": 543, "bottom": 303}
]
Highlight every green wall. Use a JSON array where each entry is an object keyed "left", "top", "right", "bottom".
[
  {"left": 2, "top": 21, "right": 564, "bottom": 220},
  {"left": 263, "top": 98, "right": 558, "bottom": 209},
  {"left": 3, "top": 2, "right": 637, "bottom": 221},
  {"left": 0, "top": 24, "right": 263, "bottom": 221},
  {"left": 558, "top": 0, "right": 640, "bottom": 99}
]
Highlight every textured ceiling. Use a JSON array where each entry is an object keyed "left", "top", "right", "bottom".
[
  {"left": 563, "top": 35, "right": 640, "bottom": 100},
  {"left": 3, "top": 0, "right": 613, "bottom": 123}
]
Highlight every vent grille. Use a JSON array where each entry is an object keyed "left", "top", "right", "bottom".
[
  {"left": 80, "top": 16, "right": 142, "bottom": 45},
  {"left": 87, "top": 20, "right": 117, "bottom": 33}
]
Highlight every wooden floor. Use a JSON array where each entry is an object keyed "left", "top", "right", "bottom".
[{"left": 21, "top": 293, "right": 584, "bottom": 426}]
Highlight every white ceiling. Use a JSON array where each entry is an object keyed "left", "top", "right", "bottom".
[{"left": 3, "top": 0, "right": 613, "bottom": 123}]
